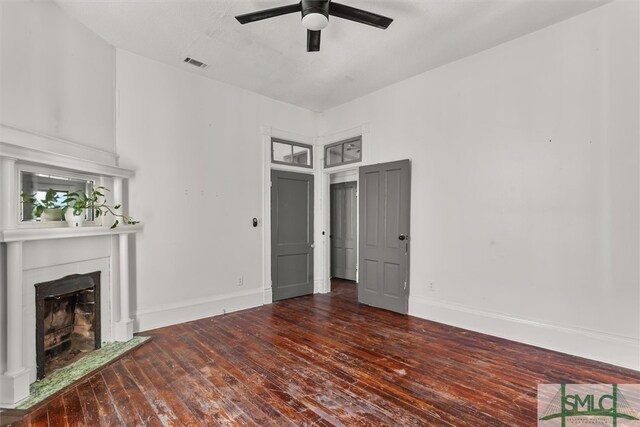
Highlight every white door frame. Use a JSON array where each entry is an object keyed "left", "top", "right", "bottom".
[
  {"left": 316, "top": 124, "right": 371, "bottom": 294},
  {"left": 262, "top": 124, "right": 370, "bottom": 301},
  {"left": 261, "top": 126, "right": 318, "bottom": 304}
]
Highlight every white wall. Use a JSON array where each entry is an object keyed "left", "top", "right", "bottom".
[
  {"left": 115, "top": 50, "right": 317, "bottom": 331},
  {"left": 318, "top": 1, "right": 639, "bottom": 369},
  {"left": 2, "top": 0, "right": 637, "bottom": 371},
  {"left": 0, "top": 1, "right": 116, "bottom": 162}
]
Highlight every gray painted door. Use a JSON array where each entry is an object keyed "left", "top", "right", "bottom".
[
  {"left": 358, "top": 160, "right": 411, "bottom": 314},
  {"left": 330, "top": 182, "right": 357, "bottom": 281},
  {"left": 271, "top": 170, "right": 314, "bottom": 301}
]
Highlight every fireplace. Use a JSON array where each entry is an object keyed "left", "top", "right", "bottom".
[{"left": 34, "top": 272, "right": 101, "bottom": 380}]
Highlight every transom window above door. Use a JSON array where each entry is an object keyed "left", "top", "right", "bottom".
[
  {"left": 324, "top": 137, "right": 362, "bottom": 168},
  {"left": 272, "top": 139, "right": 313, "bottom": 168}
]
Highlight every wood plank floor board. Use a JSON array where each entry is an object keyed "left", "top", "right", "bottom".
[
  {"left": 194, "top": 319, "right": 384, "bottom": 426},
  {"left": 109, "top": 362, "right": 165, "bottom": 427},
  {"left": 181, "top": 323, "right": 304, "bottom": 426},
  {"left": 175, "top": 326, "right": 293, "bottom": 427},
  {"left": 87, "top": 373, "right": 122, "bottom": 426},
  {"left": 44, "top": 396, "right": 66, "bottom": 427},
  {"left": 26, "top": 405, "right": 48, "bottom": 427},
  {"left": 8, "top": 279, "right": 640, "bottom": 426},
  {"left": 120, "top": 356, "right": 190, "bottom": 426},
  {"left": 223, "top": 306, "right": 492, "bottom": 425},
  {"left": 60, "top": 389, "right": 84, "bottom": 427},
  {"left": 143, "top": 338, "right": 246, "bottom": 426},
  {"left": 75, "top": 380, "right": 100, "bottom": 427},
  {"left": 234, "top": 307, "right": 503, "bottom": 425},
  {"left": 99, "top": 367, "right": 146, "bottom": 426},
  {"left": 130, "top": 344, "right": 205, "bottom": 427},
  {"left": 217, "top": 315, "right": 432, "bottom": 426}
]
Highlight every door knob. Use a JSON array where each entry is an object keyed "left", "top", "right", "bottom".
[
  {"left": 398, "top": 234, "right": 407, "bottom": 241},
  {"left": 310, "top": 243, "right": 315, "bottom": 248}
]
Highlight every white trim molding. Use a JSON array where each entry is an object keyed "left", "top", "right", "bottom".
[
  {"left": 135, "top": 288, "right": 264, "bottom": 332},
  {"left": 261, "top": 126, "right": 317, "bottom": 303},
  {"left": 0, "top": 140, "right": 131, "bottom": 178},
  {"left": 0, "top": 224, "right": 142, "bottom": 243},
  {"left": 0, "top": 125, "right": 118, "bottom": 166},
  {"left": 409, "top": 295, "right": 640, "bottom": 370},
  {"left": 316, "top": 124, "right": 369, "bottom": 295}
]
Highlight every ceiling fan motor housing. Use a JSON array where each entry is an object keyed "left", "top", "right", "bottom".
[
  {"left": 301, "top": 0, "right": 330, "bottom": 30},
  {"left": 301, "top": 0, "right": 330, "bottom": 18}
]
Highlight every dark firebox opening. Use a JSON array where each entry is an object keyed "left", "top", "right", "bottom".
[{"left": 35, "top": 272, "right": 101, "bottom": 380}]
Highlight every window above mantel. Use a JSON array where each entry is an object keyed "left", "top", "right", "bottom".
[{"left": 0, "top": 141, "right": 137, "bottom": 232}]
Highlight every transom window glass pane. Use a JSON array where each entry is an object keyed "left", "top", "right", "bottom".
[
  {"left": 271, "top": 139, "right": 312, "bottom": 168},
  {"left": 326, "top": 145, "right": 343, "bottom": 167},
  {"left": 343, "top": 139, "right": 362, "bottom": 162},
  {"left": 291, "top": 145, "right": 310, "bottom": 166},
  {"left": 21, "top": 171, "right": 95, "bottom": 222},
  {"left": 273, "top": 141, "right": 293, "bottom": 163},
  {"left": 324, "top": 137, "right": 362, "bottom": 168}
]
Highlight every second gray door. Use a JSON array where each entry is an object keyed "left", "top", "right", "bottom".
[
  {"left": 271, "top": 170, "right": 314, "bottom": 301},
  {"left": 330, "top": 182, "right": 358, "bottom": 281},
  {"left": 358, "top": 160, "right": 411, "bottom": 314}
]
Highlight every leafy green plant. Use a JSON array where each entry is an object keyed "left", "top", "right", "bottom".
[
  {"left": 20, "top": 189, "right": 64, "bottom": 219},
  {"left": 64, "top": 186, "right": 139, "bottom": 229},
  {"left": 22, "top": 186, "right": 139, "bottom": 229}
]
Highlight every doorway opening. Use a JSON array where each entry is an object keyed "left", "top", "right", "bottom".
[
  {"left": 330, "top": 181, "right": 358, "bottom": 284},
  {"left": 328, "top": 169, "right": 359, "bottom": 293},
  {"left": 322, "top": 160, "right": 411, "bottom": 313}
]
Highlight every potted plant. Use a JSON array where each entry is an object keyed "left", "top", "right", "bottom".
[
  {"left": 21, "top": 189, "right": 65, "bottom": 221},
  {"left": 22, "top": 186, "right": 138, "bottom": 228},
  {"left": 63, "top": 186, "right": 139, "bottom": 228}
]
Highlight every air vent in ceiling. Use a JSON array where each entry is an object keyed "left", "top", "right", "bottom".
[{"left": 183, "top": 57, "right": 208, "bottom": 69}]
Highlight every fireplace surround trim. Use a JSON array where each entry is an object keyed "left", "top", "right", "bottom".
[{"left": 0, "top": 143, "right": 140, "bottom": 408}]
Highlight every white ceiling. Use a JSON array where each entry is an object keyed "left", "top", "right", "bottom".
[{"left": 54, "top": 0, "right": 610, "bottom": 112}]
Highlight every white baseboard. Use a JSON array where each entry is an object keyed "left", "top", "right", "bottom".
[
  {"left": 263, "top": 288, "right": 273, "bottom": 304},
  {"left": 409, "top": 295, "right": 639, "bottom": 371},
  {"left": 134, "top": 288, "right": 263, "bottom": 332}
]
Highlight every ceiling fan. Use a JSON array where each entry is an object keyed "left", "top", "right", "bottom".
[{"left": 235, "top": 0, "right": 393, "bottom": 52}]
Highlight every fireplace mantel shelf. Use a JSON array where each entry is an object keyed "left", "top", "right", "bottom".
[{"left": 0, "top": 224, "right": 142, "bottom": 243}]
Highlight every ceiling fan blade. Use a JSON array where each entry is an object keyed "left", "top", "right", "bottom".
[
  {"left": 328, "top": 2, "right": 393, "bottom": 29},
  {"left": 235, "top": 3, "right": 301, "bottom": 24},
  {"left": 307, "top": 30, "right": 321, "bottom": 52}
]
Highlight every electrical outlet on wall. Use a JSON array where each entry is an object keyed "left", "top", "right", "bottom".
[
  {"left": 237, "top": 276, "right": 244, "bottom": 286},
  {"left": 429, "top": 282, "right": 435, "bottom": 291}
]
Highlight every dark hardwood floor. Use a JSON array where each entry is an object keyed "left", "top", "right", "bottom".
[{"left": 4, "top": 279, "right": 638, "bottom": 426}]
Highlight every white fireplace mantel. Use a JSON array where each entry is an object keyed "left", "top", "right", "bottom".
[
  {"left": 0, "top": 137, "right": 141, "bottom": 408},
  {"left": 0, "top": 223, "right": 142, "bottom": 243}
]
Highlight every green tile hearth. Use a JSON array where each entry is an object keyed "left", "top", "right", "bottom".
[{"left": 16, "top": 336, "right": 150, "bottom": 410}]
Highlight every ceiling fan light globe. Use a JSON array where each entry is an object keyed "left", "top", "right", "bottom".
[{"left": 302, "top": 13, "right": 328, "bottom": 31}]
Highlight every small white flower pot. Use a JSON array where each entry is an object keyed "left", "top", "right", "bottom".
[{"left": 64, "top": 208, "right": 85, "bottom": 227}]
